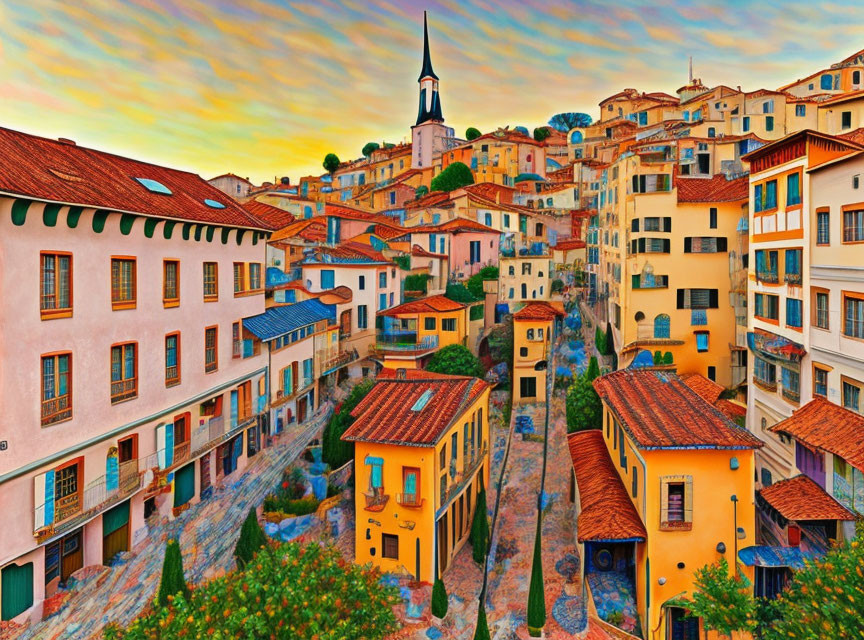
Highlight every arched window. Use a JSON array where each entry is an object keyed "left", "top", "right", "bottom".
[
  {"left": 532, "top": 289, "right": 537, "bottom": 299},
  {"left": 570, "top": 131, "right": 583, "bottom": 144},
  {"left": 509, "top": 266, "right": 515, "bottom": 276},
  {"left": 654, "top": 314, "right": 670, "bottom": 339},
  {"left": 539, "top": 271, "right": 544, "bottom": 278},
  {"left": 855, "top": 70, "right": 862, "bottom": 85},
  {"left": 546, "top": 198, "right": 553, "bottom": 207},
  {"left": 484, "top": 212, "right": 492, "bottom": 226},
  {"left": 521, "top": 283, "right": 528, "bottom": 298},
  {"left": 527, "top": 329, "right": 535, "bottom": 340},
  {"left": 509, "top": 287, "right": 515, "bottom": 299}
]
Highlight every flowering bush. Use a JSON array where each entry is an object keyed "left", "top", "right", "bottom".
[
  {"left": 689, "top": 558, "right": 757, "bottom": 637},
  {"left": 104, "top": 542, "right": 400, "bottom": 639}
]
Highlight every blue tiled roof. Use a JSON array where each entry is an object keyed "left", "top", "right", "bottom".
[
  {"left": 738, "top": 545, "right": 821, "bottom": 569},
  {"left": 243, "top": 299, "right": 335, "bottom": 341}
]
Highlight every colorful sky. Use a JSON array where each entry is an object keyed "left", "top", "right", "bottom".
[{"left": 2, "top": 0, "right": 863, "bottom": 183}]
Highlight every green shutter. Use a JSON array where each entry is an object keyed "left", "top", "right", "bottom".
[
  {"left": 10, "top": 199, "right": 31, "bottom": 226},
  {"left": 182, "top": 223, "right": 192, "bottom": 240},
  {"left": 220, "top": 228, "right": 231, "bottom": 244},
  {"left": 66, "top": 206, "right": 83, "bottom": 228},
  {"left": 119, "top": 214, "right": 137, "bottom": 235},
  {"left": 143, "top": 218, "right": 159, "bottom": 238},
  {"left": 102, "top": 499, "right": 130, "bottom": 536},
  {"left": 173, "top": 462, "right": 196, "bottom": 508},
  {"left": 42, "top": 203, "right": 62, "bottom": 227},
  {"left": 92, "top": 210, "right": 109, "bottom": 233},
  {"left": 1, "top": 562, "right": 33, "bottom": 621},
  {"left": 205, "top": 226, "right": 216, "bottom": 242},
  {"left": 163, "top": 221, "right": 176, "bottom": 239},
  {"left": 235, "top": 229, "right": 247, "bottom": 245},
  {"left": 194, "top": 225, "right": 203, "bottom": 241}
]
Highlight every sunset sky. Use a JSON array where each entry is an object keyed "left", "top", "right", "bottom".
[{"left": 2, "top": 0, "right": 863, "bottom": 183}]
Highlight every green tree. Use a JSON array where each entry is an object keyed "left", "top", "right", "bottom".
[
  {"left": 234, "top": 508, "right": 268, "bottom": 569},
  {"left": 107, "top": 542, "right": 399, "bottom": 639},
  {"left": 689, "top": 558, "right": 757, "bottom": 639},
  {"left": 445, "top": 281, "right": 481, "bottom": 303},
  {"left": 465, "top": 127, "right": 482, "bottom": 140},
  {"left": 604, "top": 322, "right": 615, "bottom": 359},
  {"left": 431, "top": 578, "right": 448, "bottom": 618},
  {"left": 473, "top": 601, "right": 491, "bottom": 640},
  {"left": 467, "top": 266, "right": 498, "bottom": 299},
  {"left": 662, "top": 351, "right": 674, "bottom": 365},
  {"left": 594, "top": 326, "right": 607, "bottom": 355},
  {"left": 323, "top": 153, "right": 340, "bottom": 174},
  {"left": 404, "top": 273, "right": 431, "bottom": 294},
  {"left": 470, "top": 477, "right": 489, "bottom": 564},
  {"left": 431, "top": 162, "right": 474, "bottom": 192},
  {"left": 322, "top": 379, "right": 374, "bottom": 468},
  {"left": 766, "top": 539, "right": 864, "bottom": 640},
  {"left": 156, "top": 539, "right": 189, "bottom": 607},
  {"left": 533, "top": 126, "right": 551, "bottom": 142},
  {"left": 426, "top": 344, "right": 485, "bottom": 378},
  {"left": 487, "top": 321, "right": 514, "bottom": 369},
  {"left": 566, "top": 372, "right": 602, "bottom": 432},
  {"left": 361, "top": 142, "right": 380, "bottom": 158},
  {"left": 415, "top": 185, "right": 429, "bottom": 199},
  {"left": 584, "top": 356, "right": 601, "bottom": 382},
  {"left": 653, "top": 350, "right": 663, "bottom": 365},
  {"left": 548, "top": 112, "right": 593, "bottom": 132},
  {"left": 550, "top": 278, "right": 564, "bottom": 294},
  {"left": 526, "top": 518, "right": 545, "bottom": 636}
]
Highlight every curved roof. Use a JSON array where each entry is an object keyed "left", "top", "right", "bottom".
[
  {"left": 380, "top": 294, "right": 466, "bottom": 316},
  {"left": 759, "top": 475, "right": 855, "bottom": 521},
  {"left": 513, "top": 301, "right": 564, "bottom": 321}
]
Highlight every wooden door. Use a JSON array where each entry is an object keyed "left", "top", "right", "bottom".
[
  {"left": 60, "top": 530, "right": 83, "bottom": 582},
  {"left": 102, "top": 501, "right": 130, "bottom": 564},
  {"left": 437, "top": 514, "right": 448, "bottom": 576}
]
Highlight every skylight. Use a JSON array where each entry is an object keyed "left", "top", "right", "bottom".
[
  {"left": 134, "top": 177, "right": 172, "bottom": 195},
  {"left": 204, "top": 198, "right": 226, "bottom": 209},
  {"left": 411, "top": 389, "right": 435, "bottom": 411}
]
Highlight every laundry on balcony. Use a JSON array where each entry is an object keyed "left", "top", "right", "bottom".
[{"left": 747, "top": 329, "right": 805, "bottom": 363}]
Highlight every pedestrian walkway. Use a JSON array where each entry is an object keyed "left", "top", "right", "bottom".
[{"left": 8, "top": 407, "right": 331, "bottom": 640}]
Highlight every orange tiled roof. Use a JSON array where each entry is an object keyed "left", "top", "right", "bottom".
[
  {"left": 770, "top": 396, "right": 864, "bottom": 471},
  {"left": 380, "top": 294, "right": 466, "bottom": 316},
  {"left": 513, "top": 301, "right": 564, "bottom": 321},
  {"left": 241, "top": 199, "right": 296, "bottom": 230},
  {"left": 553, "top": 238, "right": 586, "bottom": 251},
  {"left": 268, "top": 218, "right": 327, "bottom": 242},
  {"left": 377, "top": 367, "right": 450, "bottom": 380},
  {"left": 681, "top": 373, "right": 746, "bottom": 422},
  {"left": 461, "top": 182, "right": 516, "bottom": 203},
  {"left": 405, "top": 190, "right": 454, "bottom": 210},
  {"left": 342, "top": 376, "right": 488, "bottom": 446},
  {"left": 567, "top": 431, "right": 647, "bottom": 542},
  {"left": 412, "top": 217, "right": 498, "bottom": 234},
  {"left": 759, "top": 475, "right": 855, "bottom": 521},
  {"left": 676, "top": 174, "right": 748, "bottom": 203},
  {"left": 593, "top": 370, "right": 763, "bottom": 450},
  {"left": 411, "top": 244, "right": 447, "bottom": 259}
]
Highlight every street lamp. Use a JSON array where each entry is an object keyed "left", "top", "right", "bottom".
[{"left": 730, "top": 495, "right": 739, "bottom": 575}]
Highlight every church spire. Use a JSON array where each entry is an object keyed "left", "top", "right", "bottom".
[{"left": 418, "top": 11, "right": 439, "bottom": 81}]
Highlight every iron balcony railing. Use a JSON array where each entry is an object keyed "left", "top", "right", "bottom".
[
  {"left": 41, "top": 394, "right": 72, "bottom": 426},
  {"left": 438, "top": 444, "right": 488, "bottom": 514},
  {"left": 373, "top": 334, "right": 439, "bottom": 353},
  {"left": 396, "top": 493, "right": 425, "bottom": 508}
]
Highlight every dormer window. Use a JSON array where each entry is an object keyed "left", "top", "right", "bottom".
[{"left": 134, "top": 178, "right": 172, "bottom": 195}]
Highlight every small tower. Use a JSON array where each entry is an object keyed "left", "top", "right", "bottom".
[{"left": 411, "top": 12, "right": 452, "bottom": 170}]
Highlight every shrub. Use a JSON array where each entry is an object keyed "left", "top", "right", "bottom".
[
  {"left": 566, "top": 372, "right": 602, "bottom": 433},
  {"left": 431, "top": 578, "right": 448, "bottom": 618},
  {"left": 323, "top": 153, "right": 340, "bottom": 174},
  {"left": 108, "top": 543, "right": 400, "bottom": 639},
  {"left": 431, "top": 162, "right": 474, "bottom": 192},
  {"left": 584, "top": 356, "right": 601, "bottom": 382},
  {"left": 404, "top": 273, "right": 431, "bottom": 293},
  {"left": 465, "top": 127, "right": 482, "bottom": 140},
  {"left": 595, "top": 327, "right": 607, "bottom": 355},
  {"left": 533, "top": 126, "right": 551, "bottom": 142},
  {"left": 446, "top": 281, "right": 481, "bottom": 303},
  {"left": 393, "top": 254, "right": 411, "bottom": 271},
  {"left": 322, "top": 379, "right": 374, "bottom": 469},
  {"left": 415, "top": 185, "right": 429, "bottom": 199},
  {"left": 653, "top": 350, "right": 663, "bottom": 365},
  {"left": 156, "top": 539, "right": 189, "bottom": 607},
  {"left": 526, "top": 518, "right": 545, "bottom": 636},
  {"left": 473, "top": 601, "right": 491, "bottom": 640},
  {"left": 234, "top": 508, "right": 268, "bottom": 568},
  {"left": 548, "top": 112, "right": 593, "bottom": 131},
  {"left": 470, "top": 477, "right": 489, "bottom": 564},
  {"left": 550, "top": 278, "right": 564, "bottom": 294},
  {"left": 467, "top": 266, "right": 498, "bottom": 298},
  {"left": 689, "top": 557, "right": 757, "bottom": 638},
  {"left": 663, "top": 351, "right": 674, "bottom": 365},
  {"left": 469, "top": 304, "right": 485, "bottom": 321},
  {"left": 426, "top": 344, "right": 485, "bottom": 378},
  {"left": 361, "top": 142, "right": 380, "bottom": 157}
]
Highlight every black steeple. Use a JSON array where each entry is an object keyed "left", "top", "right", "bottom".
[{"left": 418, "top": 11, "right": 439, "bottom": 82}]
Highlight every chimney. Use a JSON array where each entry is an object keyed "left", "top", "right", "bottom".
[
  {"left": 57, "top": 138, "right": 76, "bottom": 146},
  {"left": 396, "top": 368, "right": 407, "bottom": 380}
]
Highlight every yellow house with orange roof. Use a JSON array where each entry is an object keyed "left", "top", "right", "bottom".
[
  {"left": 512, "top": 302, "right": 563, "bottom": 404},
  {"left": 341, "top": 370, "right": 490, "bottom": 583}
]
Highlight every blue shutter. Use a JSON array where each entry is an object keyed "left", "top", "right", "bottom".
[
  {"left": 44, "top": 470, "right": 55, "bottom": 526},
  {"left": 106, "top": 452, "right": 119, "bottom": 493},
  {"left": 230, "top": 390, "right": 238, "bottom": 428},
  {"left": 164, "top": 423, "right": 174, "bottom": 468}
]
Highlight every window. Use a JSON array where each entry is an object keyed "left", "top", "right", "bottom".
[
  {"left": 842, "top": 111, "right": 852, "bottom": 130},
  {"left": 684, "top": 237, "right": 726, "bottom": 253},
  {"left": 843, "top": 209, "right": 864, "bottom": 242},
  {"left": 522, "top": 263, "right": 532, "bottom": 276},
  {"left": 754, "top": 293, "right": 780, "bottom": 321},
  {"left": 442, "top": 318, "right": 456, "bottom": 332},
  {"left": 654, "top": 314, "right": 670, "bottom": 338},
  {"left": 765, "top": 180, "right": 777, "bottom": 209},
  {"left": 520, "top": 347, "right": 528, "bottom": 357},
  {"left": 205, "top": 326, "right": 218, "bottom": 372},
  {"left": 110, "top": 343, "right": 137, "bottom": 403},
  {"left": 795, "top": 104, "right": 806, "bottom": 117},
  {"left": 643, "top": 217, "right": 661, "bottom": 231},
  {"left": 709, "top": 208, "right": 717, "bottom": 229},
  {"left": 754, "top": 357, "right": 776, "bottom": 389},
  {"left": 766, "top": 116, "right": 774, "bottom": 131},
  {"left": 469, "top": 240, "right": 481, "bottom": 264},
  {"left": 742, "top": 116, "right": 750, "bottom": 132},
  {"left": 813, "top": 366, "right": 828, "bottom": 398},
  {"left": 519, "top": 376, "right": 537, "bottom": 398},
  {"left": 358, "top": 305, "right": 368, "bottom": 329},
  {"left": 855, "top": 70, "right": 862, "bottom": 85},
  {"left": 233, "top": 262, "right": 245, "bottom": 294},
  {"left": 677, "top": 289, "right": 719, "bottom": 309},
  {"left": 631, "top": 467, "right": 638, "bottom": 497},
  {"left": 843, "top": 293, "right": 864, "bottom": 338},
  {"left": 379, "top": 272, "right": 387, "bottom": 288},
  {"left": 232, "top": 321, "right": 242, "bottom": 358},
  {"left": 660, "top": 476, "right": 692, "bottom": 529},
  {"left": 786, "top": 173, "right": 801, "bottom": 206},
  {"left": 821, "top": 74, "right": 833, "bottom": 90},
  {"left": 856, "top": 175, "right": 861, "bottom": 190},
  {"left": 425, "top": 317, "right": 436, "bottom": 331},
  {"left": 165, "top": 333, "right": 180, "bottom": 386},
  {"left": 249, "top": 263, "right": 262, "bottom": 291},
  {"left": 707, "top": 366, "right": 716, "bottom": 381},
  {"left": 782, "top": 367, "right": 800, "bottom": 401},
  {"left": 761, "top": 468, "right": 773, "bottom": 487},
  {"left": 844, "top": 379, "right": 862, "bottom": 412},
  {"left": 111, "top": 257, "right": 136, "bottom": 309},
  {"left": 814, "top": 290, "right": 829, "bottom": 329},
  {"left": 817, "top": 210, "right": 830, "bottom": 245},
  {"left": 695, "top": 332, "right": 709, "bottom": 352},
  {"left": 786, "top": 298, "right": 803, "bottom": 328},
  {"left": 202, "top": 262, "right": 218, "bottom": 301},
  {"left": 754, "top": 184, "right": 763, "bottom": 213},
  {"left": 378, "top": 293, "right": 386, "bottom": 311},
  {"left": 358, "top": 275, "right": 365, "bottom": 290},
  {"left": 163, "top": 260, "right": 179, "bottom": 306},
  {"left": 707, "top": 127, "right": 715, "bottom": 138},
  {"left": 41, "top": 353, "right": 71, "bottom": 425},
  {"left": 319, "top": 269, "right": 335, "bottom": 290},
  {"left": 40, "top": 252, "right": 72, "bottom": 318}
]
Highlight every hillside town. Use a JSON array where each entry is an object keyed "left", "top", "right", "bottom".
[{"left": 1, "top": 10, "right": 864, "bottom": 640}]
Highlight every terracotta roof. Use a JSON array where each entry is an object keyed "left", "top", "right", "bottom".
[
  {"left": 838, "top": 128, "right": 864, "bottom": 145},
  {"left": 412, "top": 217, "right": 499, "bottom": 234},
  {"left": 593, "top": 370, "right": 763, "bottom": 450},
  {"left": 268, "top": 218, "right": 327, "bottom": 243},
  {"left": 769, "top": 396, "right": 864, "bottom": 471},
  {"left": 470, "top": 129, "right": 542, "bottom": 146},
  {"left": 208, "top": 172, "right": 253, "bottom": 185},
  {"left": 461, "top": 182, "right": 516, "bottom": 203},
  {"left": 567, "top": 431, "right": 647, "bottom": 542},
  {"left": 370, "top": 223, "right": 409, "bottom": 240},
  {"left": 759, "top": 475, "right": 855, "bottom": 521},
  {"left": 681, "top": 373, "right": 746, "bottom": 422},
  {"left": 676, "top": 174, "right": 748, "bottom": 203},
  {"left": 513, "top": 301, "right": 564, "bottom": 321},
  {"left": 342, "top": 376, "right": 489, "bottom": 446},
  {"left": 377, "top": 367, "right": 450, "bottom": 380},
  {"left": 380, "top": 294, "right": 466, "bottom": 316},
  {"left": 405, "top": 190, "right": 454, "bottom": 210},
  {"left": 411, "top": 244, "right": 447, "bottom": 259},
  {"left": 241, "top": 200, "right": 296, "bottom": 230},
  {"left": 552, "top": 238, "right": 586, "bottom": 251},
  {"left": 0, "top": 126, "right": 266, "bottom": 228}
]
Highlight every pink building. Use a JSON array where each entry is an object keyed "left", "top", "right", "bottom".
[
  {"left": 412, "top": 218, "right": 501, "bottom": 280},
  {"left": 0, "top": 128, "right": 271, "bottom": 623}
]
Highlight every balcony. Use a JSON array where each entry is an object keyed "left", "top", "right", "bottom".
[
  {"left": 753, "top": 377, "right": 777, "bottom": 393},
  {"left": 372, "top": 334, "right": 439, "bottom": 355},
  {"left": 784, "top": 272, "right": 802, "bottom": 286},
  {"left": 173, "top": 441, "right": 191, "bottom": 466},
  {"left": 438, "top": 444, "right": 487, "bottom": 514},
  {"left": 41, "top": 394, "right": 72, "bottom": 426},
  {"left": 756, "top": 270, "right": 779, "bottom": 284},
  {"left": 782, "top": 386, "right": 800, "bottom": 403},
  {"left": 318, "top": 348, "right": 360, "bottom": 376},
  {"left": 364, "top": 490, "right": 390, "bottom": 512},
  {"left": 396, "top": 493, "right": 425, "bottom": 509},
  {"left": 111, "top": 379, "right": 137, "bottom": 404}
]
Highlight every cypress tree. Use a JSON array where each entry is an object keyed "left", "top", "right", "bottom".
[
  {"left": 471, "top": 477, "right": 490, "bottom": 564},
  {"left": 157, "top": 538, "right": 190, "bottom": 607},
  {"left": 431, "top": 577, "right": 448, "bottom": 618},
  {"left": 473, "top": 600, "right": 491, "bottom": 640},
  {"left": 584, "top": 355, "right": 601, "bottom": 382},
  {"left": 234, "top": 507, "right": 267, "bottom": 568},
  {"left": 526, "top": 517, "right": 545, "bottom": 636}
]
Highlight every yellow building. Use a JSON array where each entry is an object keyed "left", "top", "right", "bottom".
[
  {"left": 341, "top": 370, "right": 491, "bottom": 583},
  {"left": 568, "top": 369, "right": 761, "bottom": 640},
  {"left": 373, "top": 294, "right": 469, "bottom": 369},
  {"left": 512, "top": 302, "right": 563, "bottom": 404}
]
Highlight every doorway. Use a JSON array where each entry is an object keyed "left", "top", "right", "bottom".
[
  {"left": 102, "top": 500, "right": 130, "bottom": 564},
  {"left": 45, "top": 528, "right": 82, "bottom": 587},
  {"left": 437, "top": 514, "right": 449, "bottom": 576}
]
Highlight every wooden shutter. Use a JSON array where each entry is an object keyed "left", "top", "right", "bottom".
[
  {"left": 156, "top": 424, "right": 167, "bottom": 469},
  {"left": 638, "top": 238, "right": 646, "bottom": 253},
  {"left": 660, "top": 477, "right": 669, "bottom": 525},
  {"left": 33, "top": 471, "right": 55, "bottom": 531},
  {"left": 242, "top": 381, "right": 252, "bottom": 418},
  {"left": 684, "top": 238, "right": 692, "bottom": 253},
  {"left": 663, "top": 217, "right": 672, "bottom": 232},
  {"left": 684, "top": 476, "right": 694, "bottom": 523},
  {"left": 631, "top": 239, "right": 637, "bottom": 254}
]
